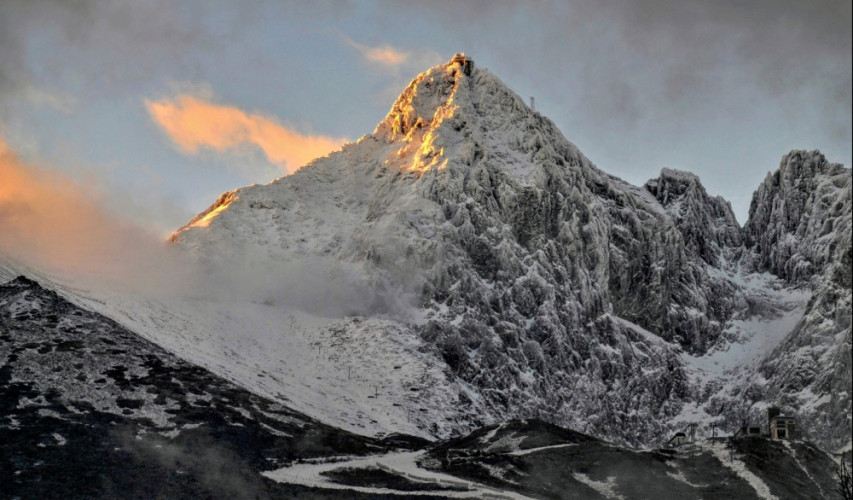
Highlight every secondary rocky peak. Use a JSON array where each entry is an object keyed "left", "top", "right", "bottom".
[
  {"left": 644, "top": 168, "right": 741, "bottom": 264},
  {"left": 776, "top": 149, "right": 844, "bottom": 185},
  {"left": 4, "top": 275, "right": 41, "bottom": 289},
  {"left": 746, "top": 150, "right": 842, "bottom": 238},
  {"left": 744, "top": 149, "right": 851, "bottom": 282},
  {"left": 645, "top": 168, "right": 701, "bottom": 203}
]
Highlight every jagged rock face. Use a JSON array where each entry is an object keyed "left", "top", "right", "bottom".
[
  {"left": 636, "top": 168, "right": 745, "bottom": 351},
  {"left": 733, "top": 151, "right": 852, "bottom": 452},
  {"left": 170, "top": 58, "right": 760, "bottom": 446},
  {"left": 744, "top": 150, "right": 851, "bottom": 283},
  {"left": 645, "top": 168, "right": 742, "bottom": 264}
]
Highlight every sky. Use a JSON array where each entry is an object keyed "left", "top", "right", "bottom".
[{"left": 1, "top": 0, "right": 851, "bottom": 246}]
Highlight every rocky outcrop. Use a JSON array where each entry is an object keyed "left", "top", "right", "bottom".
[
  {"left": 645, "top": 168, "right": 742, "bottom": 264},
  {"left": 744, "top": 150, "right": 850, "bottom": 283}
]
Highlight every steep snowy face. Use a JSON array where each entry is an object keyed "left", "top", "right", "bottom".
[
  {"left": 170, "top": 56, "right": 753, "bottom": 445},
  {"left": 369, "top": 57, "right": 737, "bottom": 353},
  {"left": 734, "top": 151, "right": 852, "bottom": 452}
]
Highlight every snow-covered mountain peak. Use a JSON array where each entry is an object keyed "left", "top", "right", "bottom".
[
  {"left": 158, "top": 59, "right": 850, "bottom": 450},
  {"left": 166, "top": 55, "right": 749, "bottom": 445},
  {"left": 371, "top": 54, "right": 569, "bottom": 183},
  {"left": 373, "top": 55, "right": 472, "bottom": 141}
]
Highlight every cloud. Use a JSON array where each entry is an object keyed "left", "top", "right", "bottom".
[
  {"left": 146, "top": 94, "right": 347, "bottom": 175},
  {"left": 0, "top": 137, "right": 413, "bottom": 319},
  {"left": 341, "top": 34, "right": 409, "bottom": 66},
  {"left": 21, "top": 86, "right": 78, "bottom": 113},
  {"left": 0, "top": 0, "right": 218, "bottom": 114},
  {"left": 0, "top": 137, "right": 174, "bottom": 281}
]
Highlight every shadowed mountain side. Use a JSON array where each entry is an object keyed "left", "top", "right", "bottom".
[{"left": 0, "top": 276, "right": 429, "bottom": 499}]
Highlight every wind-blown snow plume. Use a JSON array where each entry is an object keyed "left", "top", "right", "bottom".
[{"left": 0, "top": 137, "right": 386, "bottom": 319}]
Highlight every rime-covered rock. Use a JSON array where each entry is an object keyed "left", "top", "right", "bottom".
[
  {"left": 744, "top": 150, "right": 850, "bottom": 283},
  {"left": 730, "top": 151, "right": 852, "bottom": 452},
  {"left": 645, "top": 168, "right": 742, "bottom": 264},
  {"left": 168, "top": 57, "right": 849, "bottom": 451}
]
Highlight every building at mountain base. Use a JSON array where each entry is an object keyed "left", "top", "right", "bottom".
[{"left": 768, "top": 407, "right": 798, "bottom": 440}]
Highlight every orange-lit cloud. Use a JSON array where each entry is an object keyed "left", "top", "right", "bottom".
[
  {"left": 0, "top": 138, "right": 168, "bottom": 280},
  {"left": 145, "top": 95, "right": 347, "bottom": 174},
  {"left": 341, "top": 35, "right": 409, "bottom": 66}
]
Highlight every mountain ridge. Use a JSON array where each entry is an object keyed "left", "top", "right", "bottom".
[
  {"left": 2, "top": 56, "right": 844, "bottom": 453},
  {"left": 168, "top": 56, "right": 851, "bottom": 451}
]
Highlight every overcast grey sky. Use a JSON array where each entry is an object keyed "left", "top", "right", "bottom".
[{"left": 1, "top": 0, "right": 850, "bottom": 232}]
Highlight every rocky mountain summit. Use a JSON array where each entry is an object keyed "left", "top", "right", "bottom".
[
  {"left": 169, "top": 56, "right": 851, "bottom": 451},
  {"left": 0, "top": 56, "right": 810, "bottom": 460}
]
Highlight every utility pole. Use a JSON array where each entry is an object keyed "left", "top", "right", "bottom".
[{"left": 529, "top": 96, "right": 535, "bottom": 111}]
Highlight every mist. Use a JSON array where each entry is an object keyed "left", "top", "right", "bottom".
[{"left": 0, "top": 136, "right": 416, "bottom": 321}]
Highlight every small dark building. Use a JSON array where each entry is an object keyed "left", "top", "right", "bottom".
[
  {"left": 667, "top": 431, "right": 687, "bottom": 448},
  {"left": 767, "top": 407, "right": 797, "bottom": 440}
]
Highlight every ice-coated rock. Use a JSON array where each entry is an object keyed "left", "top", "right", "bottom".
[
  {"left": 730, "top": 151, "right": 852, "bottom": 452},
  {"left": 169, "top": 57, "right": 850, "bottom": 450},
  {"left": 744, "top": 150, "right": 850, "bottom": 283}
]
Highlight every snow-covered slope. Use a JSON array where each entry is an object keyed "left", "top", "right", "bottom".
[
  {"left": 0, "top": 275, "right": 428, "bottom": 498},
  {"left": 168, "top": 56, "right": 753, "bottom": 447},
  {"left": 5, "top": 57, "right": 847, "bottom": 452}
]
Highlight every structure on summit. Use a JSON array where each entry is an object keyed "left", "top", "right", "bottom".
[{"left": 451, "top": 52, "right": 474, "bottom": 76}]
